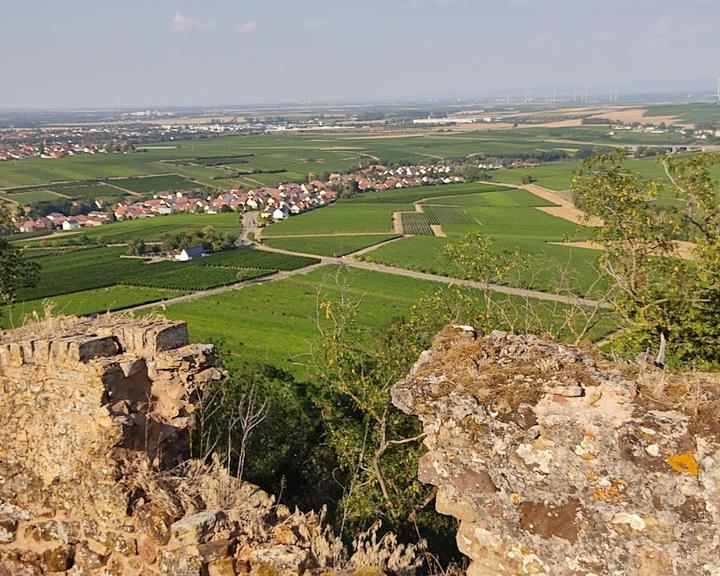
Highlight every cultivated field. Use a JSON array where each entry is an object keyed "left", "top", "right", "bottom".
[{"left": 261, "top": 234, "right": 400, "bottom": 257}]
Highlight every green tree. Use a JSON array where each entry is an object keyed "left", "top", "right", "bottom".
[
  {"left": 520, "top": 174, "right": 536, "bottom": 185},
  {"left": 126, "top": 238, "right": 146, "bottom": 256},
  {"left": 572, "top": 151, "right": 720, "bottom": 368},
  {"left": 0, "top": 210, "right": 39, "bottom": 311}
]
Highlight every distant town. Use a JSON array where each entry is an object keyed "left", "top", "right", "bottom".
[{"left": 12, "top": 162, "right": 472, "bottom": 234}]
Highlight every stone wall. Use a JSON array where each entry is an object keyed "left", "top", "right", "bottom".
[
  {"left": 392, "top": 326, "right": 720, "bottom": 576},
  {"left": 0, "top": 316, "right": 347, "bottom": 576}
]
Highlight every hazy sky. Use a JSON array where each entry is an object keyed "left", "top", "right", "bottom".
[{"left": 1, "top": 0, "right": 718, "bottom": 108}]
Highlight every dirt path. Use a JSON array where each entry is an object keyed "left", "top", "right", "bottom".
[
  {"left": 430, "top": 225, "right": 447, "bottom": 238},
  {"left": 122, "top": 240, "right": 608, "bottom": 315},
  {"left": 261, "top": 232, "right": 395, "bottom": 239},
  {"left": 252, "top": 245, "right": 609, "bottom": 308},
  {"left": 125, "top": 261, "right": 329, "bottom": 312},
  {"left": 345, "top": 235, "right": 405, "bottom": 257},
  {"left": 392, "top": 212, "right": 404, "bottom": 234}
]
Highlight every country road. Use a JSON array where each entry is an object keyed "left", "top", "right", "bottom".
[{"left": 123, "top": 241, "right": 609, "bottom": 314}]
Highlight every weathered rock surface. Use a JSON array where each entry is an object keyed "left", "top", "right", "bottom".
[
  {"left": 392, "top": 326, "right": 720, "bottom": 576},
  {"left": 0, "top": 316, "right": 355, "bottom": 575}
]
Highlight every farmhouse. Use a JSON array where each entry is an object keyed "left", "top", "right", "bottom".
[{"left": 175, "top": 246, "right": 205, "bottom": 261}]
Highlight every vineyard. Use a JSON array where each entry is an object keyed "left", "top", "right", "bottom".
[
  {"left": 17, "top": 247, "right": 149, "bottom": 301},
  {"left": 200, "top": 248, "right": 319, "bottom": 270},
  {"left": 399, "top": 212, "right": 434, "bottom": 236},
  {"left": 421, "top": 205, "right": 476, "bottom": 226},
  {"left": 122, "top": 261, "right": 273, "bottom": 291}
]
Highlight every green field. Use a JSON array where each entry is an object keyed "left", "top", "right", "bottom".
[
  {"left": 646, "top": 103, "right": 720, "bottom": 127},
  {"left": 122, "top": 262, "right": 272, "bottom": 290},
  {"left": 5, "top": 189, "right": 64, "bottom": 204},
  {"left": 423, "top": 188, "right": 553, "bottom": 207},
  {"left": 199, "top": 248, "right": 319, "bottom": 270},
  {"left": 19, "top": 213, "right": 242, "bottom": 246},
  {"left": 110, "top": 174, "right": 208, "bottom": 193},
  {"left": 161, "top": 265, "right": 449, "bottom": 373},
  {"left": 361, "top": 235, "right": 602, "bottom": 297},
  {"left": 265, "top": 203, "right": 405, "bottom": 235},
  {"left": 0, "top": 285, "right": 182, "bottom": 329},
  {"left": 492, "top": 163, "right": 581, "bottom": 191},
  {"left": 0, "top": 129, "right": 597, "bottom": 192},
  {"left": 261, "top": 234, "right": 399, "bottom": 257}
]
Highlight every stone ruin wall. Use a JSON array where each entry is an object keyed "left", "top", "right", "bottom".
[
  {"left": 392, "top": 326, "right": 720, "bottom": 576},
  {"left": 0, "top": 317, "right": 344, "bottom": 576}
]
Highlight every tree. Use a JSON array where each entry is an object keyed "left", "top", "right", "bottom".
[
  {"left": 126, "top": 238, "right": 146, "bottom": 256},
  {"left": 572, "top": 151, "right": 720, "bottom": 368},
  {"left": 0, "top": 228, "right": 39, "bottom": 311},
  {"left": 520, "top": 174, "right": 536, "bottom": 185}
]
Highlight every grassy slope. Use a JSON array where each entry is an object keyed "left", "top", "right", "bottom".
[{"left": 161, "top": 265, "right": 441, "bottom": 374}]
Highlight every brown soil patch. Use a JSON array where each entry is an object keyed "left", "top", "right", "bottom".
[
  {"left": 538, "top": 206, "right": 602, "bottom": 226},
  {"left": 549, "top": 240, "right": 698, "bottom": 261},
  {"left": 392, "top": 212, "right": 404, "bottom": 234},
  {"left": 587, "top": 107, "right": 683, "bottom": 126},
  {"left": 430, "top": 224, "right": 447, "bottom": 238}
]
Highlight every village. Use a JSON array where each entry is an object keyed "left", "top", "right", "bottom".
[{"left": 15, "top": 161, "right": 472, "bottom": 233}]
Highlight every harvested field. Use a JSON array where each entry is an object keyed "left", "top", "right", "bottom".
[{"left": 587, "top": 107, "right": 683, "bottom": 126}]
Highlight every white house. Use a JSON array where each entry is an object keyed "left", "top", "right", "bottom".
[
  {"left": 272, "top": 208, "right": 287, "bottom": 221},
  {"left": 62, "top": 220, "right": 81, "bottom": 231},
  {"left": 175, "top": 246, "right": 205, "bottom": 261}
]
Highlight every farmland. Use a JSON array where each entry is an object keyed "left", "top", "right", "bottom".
[
  {"left": 399, "top": 212, "right": 434, "bottom": 236},
  {"left": 1, "top": 124, "right": 668, "bottom": 381},
  {"left": 0, "top": 286, "right": 181, "bottom": 330},
  {"left": 199, "top": 248, "right": 319, "bottom": 270},
  {"left": 262, "top": 235, "right": 400, "bottom": 257},
  {"left": 19, "top": 212, "right": 242, "bottom": 246},
  {"left": 122, "top": 262, "right": 273, "bottom": 291}
]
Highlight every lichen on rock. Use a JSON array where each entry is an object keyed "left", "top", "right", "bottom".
[{"left": 392, "top": 325, "right": 720, "bottom": 576}]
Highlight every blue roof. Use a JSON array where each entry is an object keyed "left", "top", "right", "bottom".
[{"left": 183, "top": 246, "right": 205, "bottom": 257}]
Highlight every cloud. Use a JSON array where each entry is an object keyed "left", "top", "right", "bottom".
[
  {"left": 171, "top": 11, "right": 214, "bottom": 33},
  {"left": 236, "top": 21, "right": 260, "bottom": 36}
]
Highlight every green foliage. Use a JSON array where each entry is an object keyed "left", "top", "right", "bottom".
[
  {"left": 308, "top": 293, "right": 433, "bottom": 536},
  {"left": 0, "top": 236, "right": 39, "bottom": 310},
  {"left": 125, "top": 238, "right": 147, "bottom": 256},
  {"left": 573, "top": 151, "right": 720, "bottom": 368},
  {"left": 192, "top": 362, "right": 321, "bottom": 498},
  {"left": 161, "top": 225, "right": 236, "bottom": 254}
]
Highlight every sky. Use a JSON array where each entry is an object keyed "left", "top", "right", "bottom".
[{"left": 1, "top": 0, "right": 719, "bottom": 108}]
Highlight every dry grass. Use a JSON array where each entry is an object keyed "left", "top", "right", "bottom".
[{"left": 636, "top": 370, "right": 720, "bottom": 440}]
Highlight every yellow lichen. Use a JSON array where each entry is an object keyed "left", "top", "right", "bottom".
[
  {"left": 665, "top": 453, "right": 699, "bottom": 476},
  {"left": 594, "top": 479, "right": 626, "bottom": 502},
  {"left": 510, "top": 493, "right": 522, "bottom": 505}
]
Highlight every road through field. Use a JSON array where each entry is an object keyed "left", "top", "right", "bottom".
[{"left": 123, "top": 241, "right": 608, "bottom": 315}]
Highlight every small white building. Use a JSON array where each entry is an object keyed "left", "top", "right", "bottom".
[
  {"left": 272, "top": 208, "right": 287, "bottom": 221},
  {"left": 62, "top": 220, "right": 81, "bottom": 231},
  {"left": 175, "top": 246, "right": 205, "bottom": 261}
]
